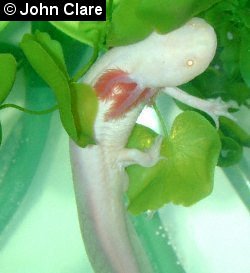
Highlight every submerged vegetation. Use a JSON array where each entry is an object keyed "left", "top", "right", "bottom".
[{"left": 0, "top": 0, "right": 249, "bottom": 233}]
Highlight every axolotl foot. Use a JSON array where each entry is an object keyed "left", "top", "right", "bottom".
[
  {"left": 205, "top": 97, "right": 237, "bottom": 127},
  {"left": 162, "top": 87, "right": 236, "bottom": 128},
  {"left": 117, "top": 135, "right": 164, "bottom": 168}
]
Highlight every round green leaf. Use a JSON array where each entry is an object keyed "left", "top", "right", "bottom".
[
  {"left": 136, "top": 0, "right": 222, "bottom": 33},
  {"left": 127, "top": 111, "right": 221, "bottom": 214},
  {"left": 126, "top": 123, "right": 157, "bottom": 150},
  {"left": 217, "top": 136, "right": 243, "bottom": 167},
  {"left": 107, "top": 0, "right": 152, "bottom": 47},
  {"left": 219, "top": 116, "right": 250, "bottom": 147}
]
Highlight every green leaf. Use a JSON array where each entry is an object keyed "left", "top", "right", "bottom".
[
  {"left": 70, "top": 82, "right": 98, "bottom": 147},
  {"left": 107, "top": 0, "right": 152, "bottom": 46},
  {"left": 20, "top": 32, "right": 78, "bottom": 142},
  {"left": 127, "top": 111, "right": 220, "bottom": 214},
  {"left": 191, "top": 68, "right": 228, "bottom": 99},
  {"left": 217, "top": 136, "right": 243, "bottom": 167},
  {"left": 49, "top": 21, "right": 106, "bottom": 48},
  {"left": 227, "top": 82, "right": 250, "bottom": 107},
  {"left": 240, "top": 28, "right": 250, "bottom": 87},
  {"left": 238, "top": 0, "right": 248, "bottom": 7},
  {"left": 203, "top": 2, "right": 236, "bottom": 46},
  {"left": 33, "top": 31, "right": 69, "bottom": 78},
  {"left": 0, "top": 54, "right": 17, "bottom": 104},
  {"left": 20, "top": 32, "right": 98, "bottom": 147},
  {"left": 136, "top": 0, "right": 222, "bottom": 33},
  {"left": 126, "top": 123, "right": 159, "bottom": 150},
  {"left": 0, "top": 122, "right": 2, "bottom": 146},
  {"left": 220, "top": 42, "right": 240, "bottom": 78},
  {"left": 240, "top": 9, "right": 250, "bottom": 28},
  {"left": 219, "top": 116, "right": 250, "bottom": 147},
  {"left": 0, "top": 22, "right": 9, "bottom": 32}
]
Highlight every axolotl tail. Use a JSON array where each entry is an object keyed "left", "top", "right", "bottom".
[{"left": 70, "top": 142, "right": 154, "bottom": 273}]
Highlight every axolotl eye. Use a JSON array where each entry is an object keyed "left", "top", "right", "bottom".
[{"left": 186, "top": 59, "right": 195, "bottom": 67}]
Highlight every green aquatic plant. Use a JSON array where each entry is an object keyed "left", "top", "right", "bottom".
[
  {"left": 0, "top": 1, "right": 249, "bottom": 271},
  {"left": 1, "top": 0, "right": 249, "bottom": 212}
]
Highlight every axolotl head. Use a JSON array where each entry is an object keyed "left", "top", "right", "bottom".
[{"left": 129, "top": 17, "right": 217, "bottom": 88}]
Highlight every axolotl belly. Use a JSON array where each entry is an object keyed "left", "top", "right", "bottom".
[{"left": 70, "top": 18, "right": 219, "bottom": 273}]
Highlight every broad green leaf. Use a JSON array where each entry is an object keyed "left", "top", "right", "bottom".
[
  {"left": 136, "top": 0, "right": 222, "bottom": 33},
  {"left": 191, "top": 68, "right": 228, "bottom": 99},
  {"left": 20, "top": 33, "right": 78, "bottom": 142},
  {"left": 220, "top": 42, "right": 240, "bottom": 78},
  {"left": 217, "top": 136, "right": 243, "bottom": 167},
  {"left": 34, "top": 31, "right": 69, "bottom": 78},
  {"left": 0, "top": 43, "right": 23, "bottom": 63},
  {"left": 227, "top": 82, "right": 250, "bottom": 107},
  {"left": 240, "top": 9, "right": 250, "bottom": 28},
  {"left": 20, "top": 32, "right": 98, "bottom": 147},
  {"left": 219, "top": 116, "right": 250, "bottom": 148},
  {"left": 70, "top": 82, "right": 98, "bottom": 147},
  {"left": 203, "top": 2, "right": 236, "bottom": 45},
  {"left": 126, "top": 123, "right": 158, "bottom": 150},
  {"left": 127, "top": 111, "right": 220, "bottom": 214},
  {"left": 107, "top": 0, "right": 152, "bottom": 46},
  {"left": 0, "top": 54, "right": 17, "bottom": 104},
  {"left": 238, "top": 0, "right": 248, "bottom": 7},
  {"left": 49, "top": 21, "right": 106, "bottom": 48},
  {"left": 0, "top": 22, "right": 9, "bottom": 32},
  {"left": 240, "top": 28, "right": 250, "bottom": 87},
  {"left": 191, "top": 68, "right": 249, "bottom": 108}
]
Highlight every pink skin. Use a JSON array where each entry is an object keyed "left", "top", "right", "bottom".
[{"left": 70, "top": 18, "right": 233, "bottom": 273}]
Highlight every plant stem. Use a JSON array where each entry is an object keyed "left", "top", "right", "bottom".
[
  {"left": 153, "top": 103, "right": 168, "bottom": 137},
  {"left": 0, "top": 103, "right": 58, "bottom": 115}
]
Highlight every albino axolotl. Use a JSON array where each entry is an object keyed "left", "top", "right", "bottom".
[{"left": 70, "top": 18, "right": 232, "bottom": 273}]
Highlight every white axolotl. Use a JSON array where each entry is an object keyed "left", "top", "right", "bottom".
[{"left": 70, "top": 18, "right": 232, "bottom": 273}]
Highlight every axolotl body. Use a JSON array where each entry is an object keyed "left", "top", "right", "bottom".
[{"left": 70, "top": 18, "right": 231, "bottom": 273}]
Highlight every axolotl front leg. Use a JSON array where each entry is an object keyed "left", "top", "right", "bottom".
[{"left": 70, "top": 18, "right": 232, "bottom": 273}]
